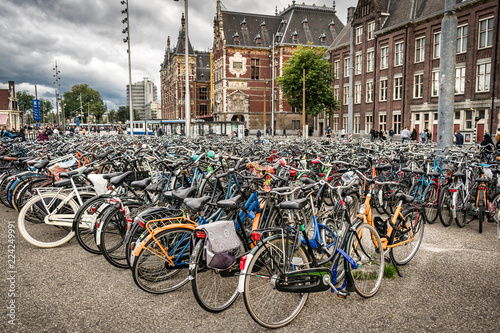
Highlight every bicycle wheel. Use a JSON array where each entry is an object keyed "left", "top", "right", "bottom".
[
  {"left": 478, "top": 205, "right": 484, "bottom": 234},
  {"left": 389, "top": 208, "right": 425, "bottom": 265},
  {"left": 190, "top": 239, "right": 242, "bottom": 313},
  {"left": 132, "top": 227, "right": 192, "bottom": 294},
  {"left": 347, "top": 223, "right": 384, "bottom": 298},
  {"left": 422, "top": 183, "right": 439, "bottom": 224},
  {"left": 18, "top": 192, "right": 79, "bottom": 248},
  {"left": 455, "top": 191, "right": 467, "bottom": 228},
  {"left": 99, "top": 202, "right": 142, "bottom": 268},
  {"left": 438, "top": 188, "right": 453, "bottom": 227},
  {"left": 320, "top": 218, "right": 344, "bottom": 282},
  {"left": 243, "top": 237, "right": 310, "bottom": 329}
]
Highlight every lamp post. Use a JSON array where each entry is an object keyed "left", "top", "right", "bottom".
[
  {"left": 53, "top": 61, "right": 61, "bottom": 128},
  {"left": 121, "top": 0, "right": 134, "bottom": 136},
  {"left": 174, "top": 0, "right": 190, "bottom": 138}
]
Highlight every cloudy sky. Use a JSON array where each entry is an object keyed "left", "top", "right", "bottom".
[{"left": 0, "top": 0, "right": 348, "bottom": 111}]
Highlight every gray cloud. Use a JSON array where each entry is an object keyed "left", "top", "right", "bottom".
[{"left": 0, "top": 0, "right": 348, "bottom": 110}]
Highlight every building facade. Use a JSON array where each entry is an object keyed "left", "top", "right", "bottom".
[
  {"left": 0, "top": 81, "right": 21, "bottom": 130},
  {"left": 328, "top": 0, "right": 499, "bottom": 142},
  {"left": 160, "top": 14, "right": 211, "bottom": 121},
  {"left": 126, "top": 77, "right": 158, "bottom": 120},
  {"left": 212, "top": 0, "right": 344, "bottom": 133}
]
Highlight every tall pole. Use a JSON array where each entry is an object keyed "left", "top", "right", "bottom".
[
  {"left": 263, "top": 75, "right": 267, "bottom": 133},
  {"left": 53, "top": 61, "right": 61, "bottom": 127},
  {"left": 347, "top": 11, "right": 354, "bottom": 135},
  {"left": 184, "top": 0, "right": 191, "bottom": 138},
  {"left": 271, "top": 36, "right": 275, "bottom": 136},
  {"left": 303, "top": 68, "right": 307, "bottom": 139},
  {"left": 436, "top": 0, "right": 457, "bottom": 153},
  {"left": 122, "top": 0, "right": 133, "bottom": 136}
]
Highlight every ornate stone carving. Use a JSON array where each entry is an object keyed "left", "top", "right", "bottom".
[
  {"left": 228, "top": 90, "right": 249, "bottom": 114},
  {"left": 229, "top": 52, "right": 247, "bottom": 78}
]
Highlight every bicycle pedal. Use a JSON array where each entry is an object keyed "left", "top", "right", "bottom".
[{"left": 337, "top": 291, "right": 349, "bottom": 299}]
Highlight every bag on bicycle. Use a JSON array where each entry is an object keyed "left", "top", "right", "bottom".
[
  {"left": 196, "top": 220, "right": 241, "bottom": 270},
  {"left": 373, "top": 216, "right": 388, "bottom": 237}
]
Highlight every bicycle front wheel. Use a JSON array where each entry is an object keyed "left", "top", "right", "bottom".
[
  {"left": 438, "top": 187, "right": 453, "bottom": 227},
  {"left": 243, "top": 237, "right": 310, "bottom": 329},
  {"left": 132, "top": 227, "right": 192, "bottom": 294},
  {"left": 423, "top": 183, "right": 439, "bottom": 224},
  {"left": 347, "top": 223, "right": 384, "bottom": 298},
  {"left": 389, "top": 208, "right": 425, "bottom": 265},
  {"left": 18, "top": 192, "right": 79, "bottom": 248}
]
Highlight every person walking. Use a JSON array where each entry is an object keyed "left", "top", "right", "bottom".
[
  {"left": 283, "top": 128, "right": 287, "bottom": 137},
  {"left": 454, "top": 130, "right": 464, "bottom": 147},
  {"left": 401, "top": 126, "right": 410, "bottom": 143},
  {"left": 411, "top": 128, "right": 418, "bottom": 141},
  {"left": 388, "top": 128, "right": 394, "bottom": 142},
  {"left": 256, "top": 129, "right": 261, "bottom": 140},
  {"left": 341, "top": 128, "right": 346, "bottom": 139},
  {"left": 420, "top": 129, "right": 427, "bottom": 144}
]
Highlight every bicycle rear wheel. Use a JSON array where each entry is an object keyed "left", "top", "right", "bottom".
[
  {"left": 438, "top": 187, "right": 453, "bottom": 227},
  {"left": 347, "top": 223, "right": 384, "bottom": 298},
  {"left": 423, "top": 183, "right": 439, "bottom": 224},
  {"left": 455, "top": 191, "right": 467, "bottom": 228},
  {"left": 132, "top": 227, "right": 192, "bottom": 294},
  {"left": 389, "top": 208, "right": 425, "bottom": 265},
  {"left": 243, "top": 237, "right": 309, "bottom": 329}
]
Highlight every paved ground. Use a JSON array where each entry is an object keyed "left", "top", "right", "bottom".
[{"left": 1, "top": 207, "right": 499, "bottom": 332}]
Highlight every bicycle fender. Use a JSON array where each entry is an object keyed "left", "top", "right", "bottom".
[{"left": 132, "top": 223, "right": 197, "bottom": 257}]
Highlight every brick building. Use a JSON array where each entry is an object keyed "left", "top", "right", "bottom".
[
  {"left": 212, "top": 0, "right": 344, "bottom": 133},
  {"left": 328, "top": 0, "right": 499, "bottom": 142},
  {"left": 160, "top": 14, "right": 211, "bottom": 121}
]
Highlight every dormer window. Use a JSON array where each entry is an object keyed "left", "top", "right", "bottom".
[
  {"left": 260, "top": 21, "right": 266, "bottom": 30},
  {"left": 319, "top": 33, "right": 326, "bottom": 44},
  {"left": 302, "top": 18, "right": 308, "bottom": 28},
  {"left": 276, "top": 33, "right": 282, "bottom": 43},
  {"left": 233, "top": 33, "right": 239, "bottom": 43},
  {"left": 254, "top": 34, "right": 261, "bottom": 44},
  {"left": 280, "top": 19, "right": 287, "bottom": 29},
  {"left": 329, "top": 20, "right": 335, "bottom": 31},
  {"left": 292, "top": 31, "right": 298, "bottom": 42},
  {"left": 241, "top": 19, "right": 247, "bottom": 28}
]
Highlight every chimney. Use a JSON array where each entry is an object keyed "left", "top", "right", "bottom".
[
  {"left": 8, "top": 81, "right": 16, "bottom": 110},
  {"left": 347, "top": 7, "right": 355, "bottom": 23}
]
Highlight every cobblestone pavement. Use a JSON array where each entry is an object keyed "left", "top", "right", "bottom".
[{"left": 1, "top": 207, "right": 499, "bottom": 332}]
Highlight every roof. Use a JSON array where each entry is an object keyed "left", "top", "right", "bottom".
[
  {"left": 328, "top": 21, "right": 351, "bottom": 51},
  {"left": 195, "top": 52, "right": 211, "bottom": 82}
]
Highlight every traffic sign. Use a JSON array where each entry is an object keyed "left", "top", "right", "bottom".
[{"left": 33, "top": 99, "right": 42, "bottom": 122}]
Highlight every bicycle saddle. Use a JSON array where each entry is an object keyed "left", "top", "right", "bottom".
[
  {"left": 102, "top": 172, "right": 124, "bottom": 180},
  {"left": 414, "top": 169, "right": 425, "bottom": 174},
  {"left": 184, "top": 195, "right": 211, "bottom": 212},
  {"left": 279, "top": 197, "right": 308, "bottom": 210},
  {"left": 427, "top": 171, "right": 440, "bottom": 177},
  {"left": 33, "top": 160, "right": 50, "bottom": 170},
  {"left": 109, "top": 171, "right": 133, "bottom": 185},
  {"left": 130, "top": 178, "right": 151, "bottom": 189},
  {"left": 172, "top": 187, "right": 197, "bottom": 201},
  {"left": 395, "top": 192, "right": 414, "bottom": 203},
  {"left": 217, "top": 194, "right": 242, "bottom": 210}
]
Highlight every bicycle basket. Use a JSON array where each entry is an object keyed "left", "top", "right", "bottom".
[{"left": 196, "top": 220, "right": 241, "bottom": 270}]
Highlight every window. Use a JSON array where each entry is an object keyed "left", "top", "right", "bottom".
[
  {"left": 333, "top": 117, "right": 339, "bottom": 131},
  {"left": 479, "top": 17, "right": 493, "bottom": 49},
  {"left": 393, "top": 114, "right": 401, "bottom": 134},
  {"left": 395, "top": 42, "right": 404, "bottom": 66},
  {"left": 333, "top": 86, "right": 339, "bottom": 101},
  {"left": 367, "top": 50, "right": 374, "bottom": 72},
  {"left": 414, "top": 74, "right": 424, "bottom": 98},
  {"left": 379, "top": 115, "right": 387, "bottom": 131},
  {"left": 416, "top": 114, "right": 420, "bottom": 121},
  {"left": 251, "top": 58, "right": 260, "bottom": 79},
  {"left": 455, "top": 67, "right": 466, "bottom": 94},
  {"left": 366, "top": 81, "right": 373, "bottom": 103},
  {"left": 355, "top": 83, "right": 361, "bottom": 104},
  {"left": 434, "top": 32, "right": 441, "bottom": 58},
  {"left": 292, "top": 120, "right": 300, "bottom": 130},
  {"left": 343, "top": 115, "right": 348, "bottom": 130},
  {"left": 394, "top": 77, "right": 403, "bottom": 100},
  {"left": 333, "top": 60, "right": 340, "bottom": 77},
  {"left": 455, "top": 111, "right": 460, "bottom": 120},
  {"left": 465, "top": 110, "right": 473, "bottom": 129},
  {"left": 415, "top": 37, "right": 425, "bottom": 63},
  {"left": 343, "top": 86, "right": 349, "bottom": 105},
  {"left": 380, "top": 79, "right": 388, "bottom": 101},
  {"left": 355, "top": 54, "right": 362, "bottom": 74},
  {"left": 457, "top": 25, "right": 467, "bottom": 53},
  {"left": 424, "top": 114, "right": 429, "bottom": 121},
  {"left": 432, "top": 71, "right": 440, "bottom": 97},
  {"left": 381, "top": 46, "right": 389, "bottom": 69},
  {"left": 368, "top": 21, "right": 375, "bottom": 40},
  {"left": 434, "top": 113, "right": 438, "bottom": 120},
  {"left": 199, "top": 87, "right": 208, "bottom": 100},
  {"left": 344, "top": 57, "right": 350, "bottom": 77},
  {"left": 356, "top": 26, "right": 363, "bottom": 44},
  {"left": 476, "top": 62, "right": 491, "bottom": 92},
  {"left": 478, "top": 110, "right": 485, "bottom": 119},
  {"left": 199, "top": 104, "right": 208, "bottom": 116},
  {"left": 354, "top": 115, "right": 360, "bottom": 134},
  {"left": 365, "top": 115, "right": 372, "bottom": 134}
]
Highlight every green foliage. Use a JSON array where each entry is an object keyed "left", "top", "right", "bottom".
[
  {"left": 16, "top": 91, "right": 35, "bottom": 112},
  {"left": 276, "top": 44, "right": 339, "bottom": 116},
  {"left": 384, "top": 264, "right": 397, "bottom": 279},
  {"left": 117, "top": 106, "right": 140, "bottom": 123},
  {"left": 62, "top": 84, "right": 105, "bottom": 123}
]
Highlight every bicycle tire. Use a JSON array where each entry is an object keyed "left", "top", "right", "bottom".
[
  {"left": 438, "top": 187, "right": 453, "bottom": 227},
  {"left": 132, "top": 227, "right": 192, "bottom": 294},
  {"left": 423, "top": 183, "right": 439, "bottom": 224},
  {"left": 478, "top": 205, "right": 484, "bottom": 234},
  {"left": 455, "top": 191, "right": 467, "bottom": 228},
  {"left": 243, "top": 237, "right": 309, "bottom": 329},
  {"left": 18, "top": 192, "right": 79, "bottom": 248},
  {"left": 389, "top": 208, "right": 425, "bottom": 265},
  {"left": 347, "top": 223, "right": 384, "bottom": 298}
]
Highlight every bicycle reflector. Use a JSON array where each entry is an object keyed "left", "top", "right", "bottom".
[
  {"left": 251, "top": 231, "right": 261, "bottom": 241},
  {"left": 240, "top": 255, "right": 248, "bottom": 271},
  {"left": 311, "top": 159, "right": 319, "bottom": 164},
  {"left": 195, "top": 230, "right": 206, "bottom": 238}
]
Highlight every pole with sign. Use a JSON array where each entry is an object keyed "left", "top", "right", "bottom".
[{"left": 33, "top": 100, "right": 42, "bottom": 124}]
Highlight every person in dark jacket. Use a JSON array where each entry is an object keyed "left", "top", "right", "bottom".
[
  {"left": 17, "top": 129, "right": 26, "bottom": 142},
  {"left": 411, "top": 129, "right": 418, "bottom": 141},
  {"left": 256, "top": 129, "right": 261, "bottom": 140},
  {"left": 36, "top": 131, "right": 50, "bottom": 142},
  {"left": 454, "top": 130, "right": 464, "bottom": 147}
]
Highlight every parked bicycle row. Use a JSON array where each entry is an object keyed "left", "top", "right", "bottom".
[{"left": 2, "top": 135, "right": 499, "bottom": 328}]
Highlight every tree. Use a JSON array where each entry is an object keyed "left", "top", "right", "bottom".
[
  {"left": 117, "top": 106, "right": 140, "bottom": 123},
  {"left": 62, "top": 84, "right": 105, "bottom": 123},
  {"left": 277, "top": 44, "right": 339, "bottom": 117},
  {"left": 16, "top": 91, "right": 35, "bottom": 112}
]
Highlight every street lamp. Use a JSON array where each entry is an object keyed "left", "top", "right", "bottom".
[
  {"left": 53, "top": 61, "right": 61, "bottom": 128},
  {"left": 174, "top": 0, "right": 190, "bottom": 138},
  {"left": 121, "top": 0, "right": 134, "bottom": 136}
]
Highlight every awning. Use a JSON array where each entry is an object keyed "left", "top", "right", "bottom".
[{"left": 0, "top": 114, "right": 8, "bottom": 125}]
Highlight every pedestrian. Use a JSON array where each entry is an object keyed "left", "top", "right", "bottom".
[
  {"left": 341, "top": 128, "right": 346, "bottom": 139},
  {"left": 283, "top": 128, "right": 287, "bottom": 137},
  {"left": 244, "top": 128, "right": 249, "bottom": 137},
  {"left": 82, "top": 127, "right": 86, "bottom": 135},
  {"left": 256, "top": 129, "right": 261, "bottom": 140},
  {"left": 420, "top": 129, "right": 427, "bottom": 144},
  {"left": 401, "top": 126, "right": 410, "bottom": 143},
  {"left": 495, "top": 130, "right": 500, "bottom": 150},
  {"left": 17, "top": 128, "right": 26, "bottom": 142},
  {"left": 388, "top": 128, "right": 394, "bottom": 142},
  {"left": 427, "top": 130, "right": 432, "bottom": 142},
  {"left": 53, "top": 127, "right": 59, "bottom": 136},
  {"left": 157, "top": 127, "right": 163, "bottom": 136},
  {"left": 455, "top": 130, "right": 464, "bottom": 147},
  {"left": 379, "top": 127, "right": 387, "bottom": 141},
  {"left": 1, "top": 128, "right": 15, "bottom": 139}
]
